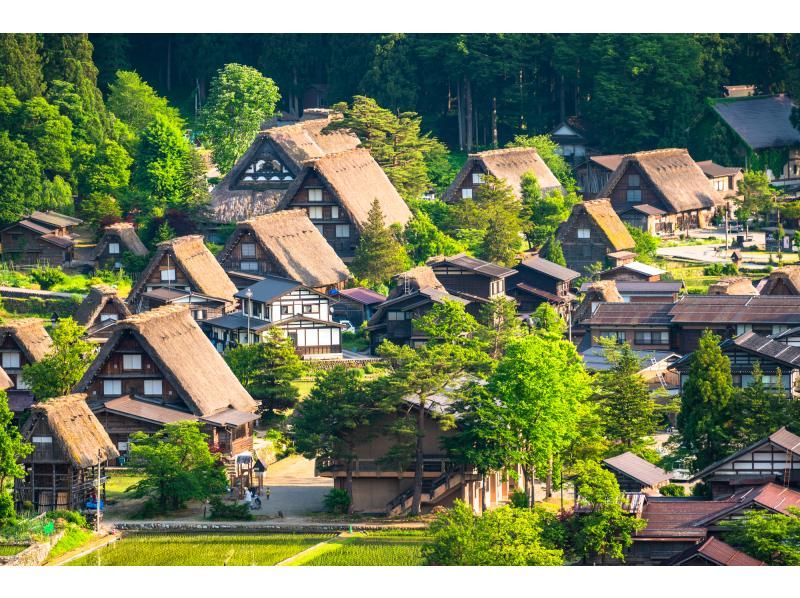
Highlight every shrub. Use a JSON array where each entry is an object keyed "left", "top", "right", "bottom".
[
  {"left": 208, "top": 497, "right": 253, "bottom": 521},
  {"left": 46, "top": 510, "right": 89, "bottom": 528},
  {"left": 0, "top": 493, "right": 16, "bottom": 527},
  {"left": 659, "top": 484, "right": 686, "bottom": 497},
  {"left": 323, "top": 488, "right": 352, "bottom": 514},
  {"left": 691, "top": 481, "right": 712, "bottom": 499},
  {"left": 30, "top": 266, "right": 66, "bottom": 290},
  {"left": 510, "top": 490, "right": 530, "bottom": 509}
]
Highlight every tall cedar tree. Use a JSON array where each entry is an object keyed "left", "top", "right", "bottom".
[
  {"left": 127, "top": 420, "right": 227, "bottom": 514},
  {"left": 292, "top": 367, "right": 390, "bottom": 503},
  {"left": 0, "top": 34, "right": 44, "bottom": 100},
  {"left": 224, "top": 328, "right": 304, "bottom": 415},
  {"left": 0, "top": 389, "right": 32, "bottom": 524},
  {"left": 507, "top": 134, "right": 576, "bottom": 187},
  {"left": 350, "top": 199, "right": 410, "bottom": 287},
  {"left": 593, "top": 340, "right": 659, "bottom": 450},
  {"left": 377, "top": 300, "right": 491, "bottom": 515},
  {"left": 200, "top": 63, "right": 280, "bottom": 174},
  {"left": 541, "top": 236, "right": 567, "bottom": 266},
  {"left": 677, "top": 330, "right": 734, "bottom": 471},
  {"left": 21, "top": 318, "right": 96, "bottom": 401},
  {"left": 474, "top": 175, "right": 523, "bottom": 267}
]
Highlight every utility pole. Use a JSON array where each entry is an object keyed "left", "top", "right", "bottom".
[{"left": 96, "top": 449, "right": 101, "bottom": 533}]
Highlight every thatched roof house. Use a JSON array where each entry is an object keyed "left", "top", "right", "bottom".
[
  {"left": 209, "top": 111, "right": 361, "bottom": 223},
  {"left": 386, "top": 266, "right": 446, "bottom": 301},
  {"left": 443, "top": 147, "right": 562, "bottom": 203},
  {"left": 759, "top": 265, "right": 800, "bottom": 296},
  {"left": 93, "top": 222, "right": 148, "bottom": 262},
  {"left": 127, "top": 235, "right": 238, "bottom": 311},
  {"left": 581, "top": 200, "right": 636, "bottom": 250},
  {"left": 0, "top": 366, "right": 12, "bottom": 390},
  {"left": 708, "top": 276, "right": 759, "bottom": 296},
  {"left": 217, "top": 210, "right": 350, "bottom": 292},
  {"left": 573, "top": 280, "right": 624, "bottom": 327},
  {"left": 0, "top": 319, "right": 53, "bottom": 363},
  {"left": 74, "top": 284, "right": 132, "bottom": 337}
]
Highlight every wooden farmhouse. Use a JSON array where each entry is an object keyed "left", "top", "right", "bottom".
[
  {"left": 274, "top": 148, "right": 412, "bottom": 262},
  {"left": 330, "top": 287, "right": 386, "bottom": 327},
  {"left": 93, "top": 222, "right": 148, "bottom": 270},
  {"left": 443, "top": 147, "right": 561, "bottom": 203},
  {"left": 0, "top": 210, "right": 82, "bottom": 267},
  {"left": 426, "top": 254, "right": 516, "bottom": 303},
  {"left": 580, "top": 280, "right": 683, "bottom": 304},
  {"left": 599, "top": 261, "right": 665, "bottom": 283},
  {"left": 203, "top": 275, "right": 344, "bottom": 359},
  {"left": 209, "top": 110, "right": 361, "bottom": 224},
  {"left": 575, "top": 154, "right": 623, "bottom": 197},
  {"left": 759, "top": 265, "right": 800, "bottom": 295},
  {"left": 367, "top": 267, "right": 472, "bottom": 352},
  {"left": 602, "top": 452, "right": 671, "bottom": 494},
  {"left": 217, "top": 210, "right": 350, "bottom": 293},
  {"left": 508, "top": 255, "right": 579, "bottom": 317},
  {"left": 15, "top": 393, "right": 118, "bottom": 512},
  {"left": 666, "top": 537, "right": 763, "bottom": 566},
  {"left": 317, "top": 389, "right": 508, "bottom": 515},
  {"left": 598, "top": 149, "right": 724, "bottom": 235},
  {"left": 74, "top": 305, "right": 259, "bottom": 458},
  {"left": 126, "top": 235, "right": 238, "bottom": 318},
  {"left": 556, "top": 199, "right": 636, "bottom": 275},
  {"left": 74, "top": 284, "right": 132, "bottom": 341},
  {"left": 696, "top": 160, "right": 743, "bottom": 198},
  {"left": 690, "top": 427, "right": 800, "bottom": 498},
  {"left": 0, "top": 319, "right": 53, "bottom": 414}
]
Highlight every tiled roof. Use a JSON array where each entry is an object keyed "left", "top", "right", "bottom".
[
  {"left": 712, "top": 94, "right": 800, "bottom": 150},
  {"left": 668, "top": 537, "right": 764, "bottom": 566},
  {"left": 429, "top": 254, "right": 516, "bottom": 279},
  {"left": 338, "top": 287, "right": 386, "bottom": 305},
  {"left": 669, "top": 295, "right": 800, "bottom": 325},
  {"left": 517, "top": 255, "right": 580, "bottom": 282},
  {"left": 586, "top": 302, "right": 674, "bottom": 326},
  {"left": 603, "top": 452, "right": 671, "bottom": 488}
]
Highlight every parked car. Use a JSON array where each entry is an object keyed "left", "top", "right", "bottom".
[{"left": 339, "top": 320, "right": 356, "bottom": 334}]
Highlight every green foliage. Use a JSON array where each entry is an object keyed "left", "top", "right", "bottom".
[
  {"left": 476, "top": 176, "right": 524, "bottom": 266},
  {"left": 423, "top": 500, "right": 564, "bottom": 566},
  {"left": 200, "top": 63, "right": 280, "bottom": 174},
  {"left": 350, "top": 199, "right": 411, "bottom": 287},
  {"left": 509, "top": 490, "right": 530, "bottom": 509},
  {"left": 79, "top": 193, "right": 121, "bottom": 230},
  {"left": 21, "top": 318, "right": 96, "bottom": 401},
  {"left": 29, "top": 266, "right": 66, "bottom": 290},
  {"left": 0, "top": 130, "right": 43, "bottom": 223},
  {"left": 403, "top": 202, "right": 466, "bottom": 265},
  {"left": 127, "top": 421, "right": 227, "bottom": 514},
  {"left": 691, "top": 481, "right": 712, "bottom": 499},
  {"left": 625, "top": 225, "right": 659, "bottom": 263},
  {"left": 659, "top": 484, "right": 686, "bottom": 497},
  {"left": 703, "top": 262, "right": 739, "bottom": 276},
  {"left": 74, "top": 138, "right": 131, "bottom": 197},
  {"left": 322, "top": 489, "right": 352, "bottom": 515},
  {"left": 46, "top": 510, "right": 89, "bottom": 528},
  {"left": 46, "top": 524, "right": 94, "bottom": 560},
  {"left": 107, "top": 70, "right": 184, "bottom": 137},
  {"left": 721, "top": 507, "right": 800, "bottom": 565},
  {"left": 297, "top": 534, "right": 426, "bottom": 566},
  {"left": 529, "top": 303, "right": 566, "bottom": 340},
  {"left": 507, "top": 134, "right": 575, "bottom": 187},
  {"left": 208, "top": 497, "right": 253, "bottom": 521},
  {"left": 479, "top": 295, "right": 527, "bottom": 358},
  {"left": 224, "top": 328, "right": 305, "bottom": 415},
  {"left": 540, "top": 236, "right": 566, "bottom": 266},
  {"left": 0, "top": 34, "right": 44, "bottom": 100},
  {"left": 736, "top": 169, "right": 777, "bottom": 221},
  {"left": 521, "top": 175, "right": 578, "bottom": 249},
  {"left": 0, "top": 389, "right": 32, "bottom": 524}
]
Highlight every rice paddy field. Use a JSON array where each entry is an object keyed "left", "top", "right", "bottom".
[
  {"left": 67, "top": 533, "right": 331, "bottom": 566},
  {"left": 290, "top": 532, "right": 429, "bottom": 566},
  {"left": 0, "top": 545, "right": 26, "bottom": 556}
]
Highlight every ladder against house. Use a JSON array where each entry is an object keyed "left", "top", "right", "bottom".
[{"left": 650, "top": 356, "right": 668, "bottom": 391}]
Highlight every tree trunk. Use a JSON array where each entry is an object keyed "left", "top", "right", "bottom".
[
  {"left": 545, "top": 454, "right": 553, "bottom": 498},
  {"left": 411, "top": 405, "right": 425, "bottom": 515},
  {"left": 491, "top": 97, "right": 498, "bottom": 148},
  {"left": 559, "top": 74, "right": 565, "bottom": 123},
  {"left": 456, "top": 81, "right": 464, "bottom": 151},
  {"left": 464, "top": 76, "right": 473, "bottom": 152},
  {"left": 166, "top": 36, "right": 172, "bottom": 92}
]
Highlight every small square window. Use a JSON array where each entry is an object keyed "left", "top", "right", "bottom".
[
  {"left": 308, "top": 206, "right": 323, "bottom": 220},
  {"left": 461, "top": 188, "right": 473, "bottom": 199},
  {"left": 240, "top": 261, "right": 259, "bottom": 272},
  {"left": 308, "top": 188, "right": 323, "bottom": 202},
  {"left": 336, "top": 225, "right": 350, "bottom": 238},
  {"left": 108, "top": 242, "right": 120, "bottom": 255},
  {"left": 103, "top": 379, "right": 122, "bottom": 397},
  {"left": 628, "top": 174, "right": 640, "bottom": 187},
  {"left": 240, "top": 242, "right": 256, "bottom": 257},
  {"left": 123, "top": 354, "right": 142, "bottom": 371},
  {"left": 472, "top": 173, "right": 484, "bottom": 184},
  {"left": 2, "top": 351, "right": 20, "bottom": 369},
  {"left": 160, "top": 269, "right": 176, "bottom": 282},
  {"left": 626, "top": 189, "right": 642, "bottom": 202},
  {"left": 143, "top": 379, "right": 162, "bottom": 396},
  {"left": 577, "top": 228, "right": 591, "bottom": 239},
  {"left": 280, "top": 305, "right": 291, "bottom": 315},
  {"left": 330, "top": 206, "right": 339, "bottom": 219}
]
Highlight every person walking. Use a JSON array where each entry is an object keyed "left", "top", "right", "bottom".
[{"left": 265, "top": 487, "right": 271, "bottom": 501}]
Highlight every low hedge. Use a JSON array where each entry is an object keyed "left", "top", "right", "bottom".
[{"left": 1, "top": 295, "right": 82, "bottom": 317}]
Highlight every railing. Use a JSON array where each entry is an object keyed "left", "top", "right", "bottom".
[
  {"left": 317, "top": 455, "right": 453, "bottom": 476},
  {"left": 385, "top": 468, "right": 465, "bottom": 515}
]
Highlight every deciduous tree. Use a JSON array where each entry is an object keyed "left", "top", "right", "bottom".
[{"left": 0, "top": 389, "right": 32, "bottom": 524}]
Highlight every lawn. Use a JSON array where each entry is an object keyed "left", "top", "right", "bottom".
[
  {"left": 104, "top": 471, "right": 144, "bottom": 501},
  {"left": 0, "top": 544, "right": 26, "bottom": 556},
  {"left": 67, "top": 533, "right": 331, "bottom": 566},
  {"left": 291, "top": 532, "right": 429, "bottom": 566},
  {"left": 46, "top": 525, "right": 94, "bottom": 561}
]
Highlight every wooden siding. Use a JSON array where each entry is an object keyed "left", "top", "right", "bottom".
[
  {"left": 0, "top": 225, "right": 71, "bottom": 266},
  {"left": 559, "top": 210, "right": 619, "bottom": 274}
]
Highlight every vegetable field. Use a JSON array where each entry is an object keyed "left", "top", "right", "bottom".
[
  {"left": 290, "top": 532, "right": 428, "bottom": 566},
  {"left": 68, "top": 533, "right": 330, "bottom": 566}
]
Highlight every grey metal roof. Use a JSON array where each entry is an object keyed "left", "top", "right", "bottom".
[
  {"left": 726, "top": 331, "right": 800, "bottom": 367},
  {"left": 517, "top": 255, "right": 580, "bottom": 282},
  {"left": 669, "top": 295, "right": 800, "bottom": 325},
  {"left": 580, "top": 281, "right": 683, "bottom": 294},
  {"left": 712, "top": 95, "right": 800, "bottom": 151},
  {"left": 204, "top": 313, "right": 271, "bottom": 331},
  {"left": 603, "top": 452, "right": 671, "bottom": 488},
  {"left": 235, "top": 274, "right": 302, "bottom": 303},
  {"left": 430, "top": 254, "right": 516, "bottom": 279},
  {"left": 580, "top": 346, "right": 679, "bottom": 372}
]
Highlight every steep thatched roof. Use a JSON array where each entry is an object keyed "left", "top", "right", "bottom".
[
  {"left": 127, "top": 235, "right": 238, "bottom": 307},
  {"left": 584, "top": 280, "right": 624, "bottom": 304},
  {"left": 76, "top": 305, "right": 257, "bottom": 417},
  {"left": 568, "top": 199, "right": 636, "bottom": 251},
  {"left": 759, "top": 266, "right": 800, "bottom": 296},
  {"left": 387, "top": 266, "right": 445, "bottom": 300},
  {"left": 708, "top": 277, "right": 759, "bottom": 296},
  {"left": 94, "top": 222, "right": 148, "bottom": 258},
  {"left": 0, "top": 319, "right": 53, "bottom": 362},
  {"left": 208, "top": 113, "right": 360, "bottom": 223},
  {"left": 443, "top": 147, "right": 562, "bottom": 202},
  {"left": 30, "top": 393, "right": 118, "bottom": 468},
  {"left": 279, "top": 148, "right": 412, "bottom": 230},
  {"left": 74, "top": 284, "right": 132, "bottom": 329},
  {"left": 217, "top": 210, "right": 350, "bottom": 289},
  {"left": 600, "top": 149, "right": 723, "bottom": 214}
]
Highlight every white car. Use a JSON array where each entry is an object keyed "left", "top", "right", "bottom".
[{"left": 339, "top": 320, "right": 356, "bottom": 334}]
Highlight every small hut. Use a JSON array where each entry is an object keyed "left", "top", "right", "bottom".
[
  {"left": 15, "top": 393, "right": 118, "bottom": 512},
  {"left": 93, "top": 222, "right": 148, "bottom": 269},
  {"left": 708, "top": 276, "right": 758, "bottom": 296},
  {"left": 74, "top": 284, "right": 132, "bottom": 340}
]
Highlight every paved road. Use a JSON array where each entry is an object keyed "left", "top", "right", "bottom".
[{"left": 249, "top": 455, "right": 332, "bottom": 517}]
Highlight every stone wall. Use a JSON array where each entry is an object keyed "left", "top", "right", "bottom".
[{"left": 0, "top": 530, "right": 65, "bottom": 566}]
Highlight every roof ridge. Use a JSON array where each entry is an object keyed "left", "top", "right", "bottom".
[{"left": 468, "top": 146, "right": 540, "bottom": 158}]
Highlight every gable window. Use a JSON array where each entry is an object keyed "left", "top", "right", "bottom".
[
  {"left": 714, "top": 179, "right": 726, "bottom": 191},
  {"left": 308, "top": 206, "right": 323, "bottom": 220},
  {"left": 143, "top": 379, "right": 163, "bottom": 396},
  {"left": 100, "top": 313, "right": 118, "bottom": 323},
  {"left": 240, "top": 242, "right": 256, "bottom": 257},
  {"left": 335, "top": 225, "right": 350, "bottom": 238},
  {"left": 193, "top": 309, "right": 206, "bottom": 321},
  {"left": 1, "top": 351, "right": 20, "bottom": 369},
  {"left": 15, "top": 375, "right": 30, "bottom": 390},
  {"left": 626, "top": 189, "right": 642, "bottom": 202},
  {"left": 577, "top": 228, "right": 591, "bottom": 239},
  {"left": 308, "top": 188, "right": 323, "bottom": 202},
  {"left": 108, "top": 242, "right": 120, "bottom": 255},
  {"left": 240, "top": 261, "right": 259, "bottom": 272},
  {"left": 160, "top": 269, "right": 176, "bottom": 282},
  {"left": 330, "top": 206, "right": 339, "bottom": 219},
  {"left": 461, "top": 188, "right": 473, "bottom": 199},
  {"left": 103, "top": 379, "right": 122, "bottom": 397},
  {"left": 387, "top": 311, "right": 407, "bottom": 321},
  {"left": 122, "top": 354, "right": 142, "bottom": 371},
  {"left": 472, "top": 173, "right": 484, "bottom": 184},
  {"left": 628, "top": 174, "right": 640, "bottom": 187}
]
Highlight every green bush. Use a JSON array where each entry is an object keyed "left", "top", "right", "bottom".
[
  {"left": 509, "top": 490, "right": 530, "bottom": 509},
  {"left": 46, "top": 510, "right": 89, "bottom": 528},
  {"left": 30, "top": 266, "right": 67, "bottom": 290},
  {"left": 691, "top": 481, "right": 712, "bottom": 499},
  {"left": 208, "top": 497, "right": 253, "bottom": 521},
  {"left": 702, "top": 263, "right": 738, "bottom": 277},
  {"left": 323, "top": 488, "right": 352, "bottom": 514},
  {"left": 659, "top": 484, "right": 686, "bottom": 497},
  {"left": 0, "top": 493, "right": 17, "bottom": 527},
  {"left": 265, "top": 428, "right": 295, "bottom": 460}
]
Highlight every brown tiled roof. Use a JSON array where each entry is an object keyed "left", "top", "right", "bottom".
[
  {"left": 514, "top": 283, "right": 573, "bottom": 304},
  {"left": 668, "top": 295, "right": 800, "bottom": 325},
  {"left": 28, "top": 210, "right": 82, "bottom": 229},
  {"left": 40, "top": 233, "right": 74, "bottom": 249},
  {"left": 338, "top": 287, "right": 386, "bottom": 305},
  {"left": 103, "top": 396, "right": 198, "bottom": 425},
  {"left": 600, "top": 149, "right": 724, "bottom": 213},
  {"left": 638, "top": 499, "right": 730, "bottom": 538},
  {"left": 586, "top": 302, "right": 673, "bottom": 326},
  {"left": 770, "top": 427, "right": 800, "bottom": 455},
  {"left": 589, "top": 154, "right": 624, "bottom": 172},
  {"left": 668, "top": 537, "right": 764, "bottom": 566},
  {"left": 77, "top": 305, "right": 257, "bottom": 417},
  {"left": 74, "top": 285, "right": 132, "bottom": 329},
  {"left": 0, "top": 319, "right": 53, "bottom": 362},
  {"left": 695, "top": 160, "right": 743, "bottom": 179},
  {"left": 28, "top": 393, "right": 118, "bottom": 468},
  {"left": 217, "top": 210, "right": 350, "bottom": 289},
  {"left": 516, "top": 255, "right": 580, "bottom": 282},
  {"left": 603, "top": 452, "right": 671, "bottom": 488}
]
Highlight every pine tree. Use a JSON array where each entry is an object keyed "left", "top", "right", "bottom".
[
  {"left": 677, "top": 330, "right": 735, "bottom": 471},
  {"left": 475, "top": 175, "right": 523, "bottom": 267},
  {"left": 542, "top": 237, "right": 566, "bottom": 266},
  {"left": 0, "top": 34, "right": 44, "bottom": 100},
  {"left": 350, "top": 199, "right": 410, "bottom": 287}
]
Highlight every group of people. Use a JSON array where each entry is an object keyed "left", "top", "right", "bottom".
[{"left": 243, "top": 486, "right": 271, "bottom": 510}]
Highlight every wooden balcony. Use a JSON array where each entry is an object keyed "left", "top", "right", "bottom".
[{"left": 317, "top": 455, "right": 463, "bottom": 479}]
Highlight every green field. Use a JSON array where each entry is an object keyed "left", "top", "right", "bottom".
[
  {"left": 0, "top": 544, "right": 26, "bottom": 556},
  {"left": 291, "top": 532, "right": 428, "bottom": 566},
  {"left": 68, "top": 533, "right": 330, "bottom": 566},
  {"left": 104, "top": 471, "right": 144, "bottom": 501}
]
